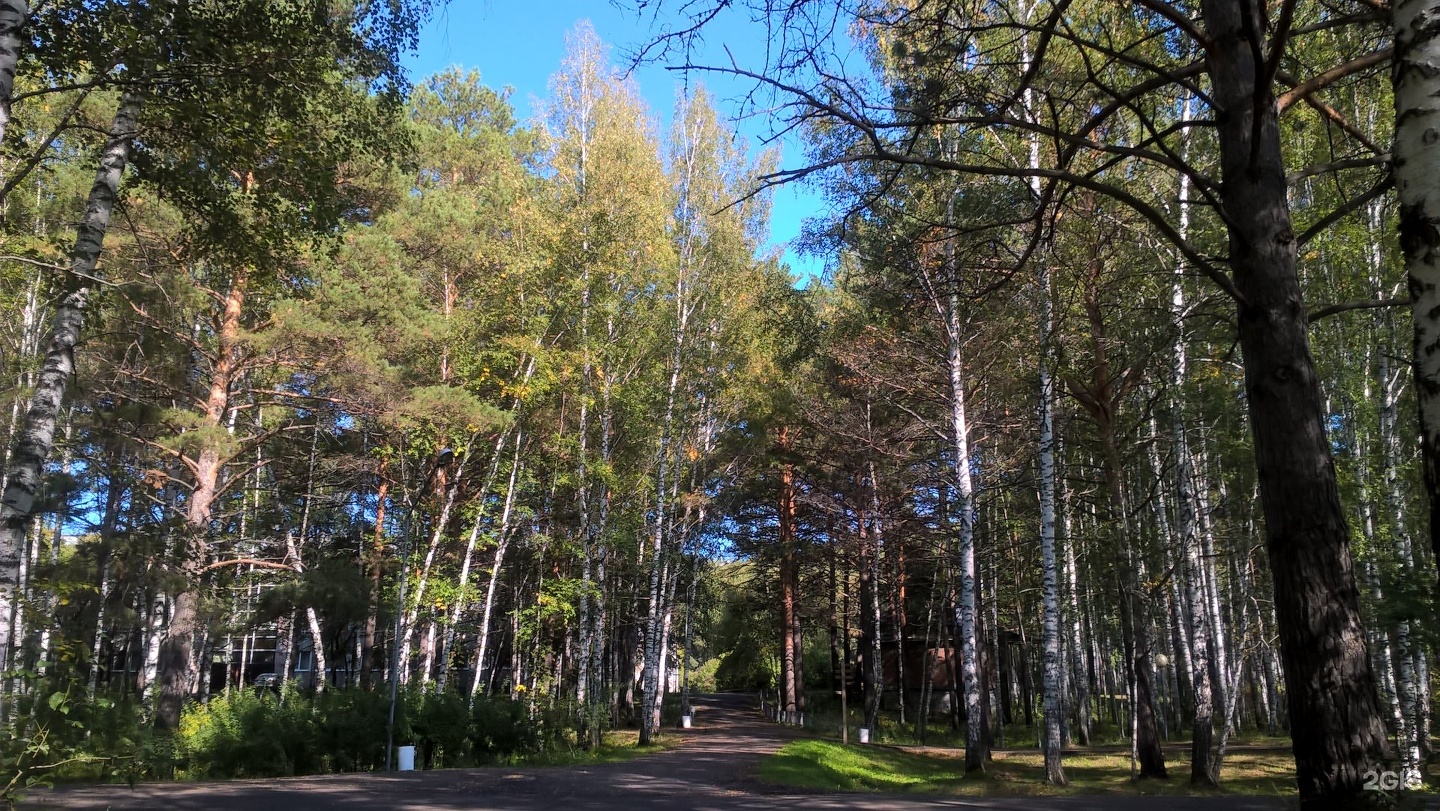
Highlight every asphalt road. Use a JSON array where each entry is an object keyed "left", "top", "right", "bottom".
[{"left": 25, "top": 693, "right": 1302, "bottom": 811}]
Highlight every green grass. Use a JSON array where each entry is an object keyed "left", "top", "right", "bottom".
[
  {"left": 512, "top": 730, "right": 672, "bottom": 768},
  {"left": 759, "top": 738, "right": 1337, "bottom": 797},
  {"left": 761, "top": 739, "right": 966, "bottom": 792}
]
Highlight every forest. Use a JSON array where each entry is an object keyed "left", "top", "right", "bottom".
[{"left": 0, "top": 1, "right": 1436, "bottom": 810}]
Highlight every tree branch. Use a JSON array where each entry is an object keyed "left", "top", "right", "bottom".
[
  {"left": 1307, "top": 297, "right": 1411, "bottom": 323},
  {"left": 1288, "top": 155, "right": 1389, "bottom": 183},
  {"left": 1297, "top": 172, "right": 1392, "bottom": 245},
  {"left": 200, "top": 557, "right": 297, "bottom": 574},
  {"left": 1277, "top": 47, "right": 1392, "bottom": 112}
]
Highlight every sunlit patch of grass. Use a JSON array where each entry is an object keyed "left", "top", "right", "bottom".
[
  {"left": 760, "top": 739, "right": 967, "bottom": 792},
  {"left": 514, "top": 731, "right": 671, "bottom": 768},
  {"left": 761, "top": 738, "right": 1322, "bottom": 797}
]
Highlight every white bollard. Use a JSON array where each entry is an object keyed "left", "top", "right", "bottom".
[
  {"left": 858, "top": 727, "right": 870, "bottom": 744},
  {"left": 397, "top": 745, "right": 416, "bottom": 771},
  {"left": 681, "top": 715, "right": 692, "bottom": 729}
]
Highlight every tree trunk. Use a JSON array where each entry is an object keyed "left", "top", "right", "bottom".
[
  {"left": 1061, "top": 484, "right": 1092, "bottom": 745},
  {"left": 158, "top": 265, "right": 248, "bottom": 730},
  {"left": 1394, "top": 0, "right": 1440, "bottom": 602},
  {"left": 0, "top": 0, "right": 26, "bottom": 150},
  {"left": 1037, "top": 273, "right": 1066, "bottom": 785},
  {"left": 639, "top": 286, "right": 687, "bottom": 745},
  {"left": 779, "top": 428, "right": 799, "bottom": 722},
  {"left": 1378, "top": 347, "right": 1424, "bottom": 784},
  {"left": 1073, "top": 259, "right": 1166, "bottom": 778},
  {"left": 139, "top": 592, "right": 167, "bottom": 706},
  {"left": 401, "top": 460, "right": 465, "bottom": 685},
  {"left": 857, "top": 507, "right": 879, "bottom": 731},
  {"left": 866, "top": 501, "right": 884, "bottom": 734},
  {"left": 437, "top": 425, "right": 518, "bottom": 694},
  {"left": 470, "top": 435, "right": 522, "bottom": 698},
  {"left": 1203, "top": 1, "right": 1390, "bottom": 803},
  {"left": 0, "top": 93, "right": 140, "bottom": 682},
  {"left": 943, "top": 294, "right": 986, "bottom": 773},
  {"left": 360, "top": 472, "right": 389, "bottom": 691},
  {"left": 1166, "top": 94, "right": 1217, "bottom": 783}
]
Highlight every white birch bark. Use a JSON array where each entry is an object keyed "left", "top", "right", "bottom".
[
  {"left": 274, "top": 611, "right": 293, "bottom": 684},
  {"left": 469, "top": 432, "right": 523, "bottom": 698},
  {"left": 1394, "top": 0, "right": 1440, "bottom": 623},
  {"left": 1191, "top": 443, "right": 1231, "bottom": 725},
  {"left": 1062, "top": 489, "right": 1091, "bottom": 744},
  {"left": 866, "top": 463, "right": 885, "bottom": 733},
  {"left": 399, "top": 448, "right": 467, "bottom": 684},
  {"left": 943, "top": 293, "right": 984, "bottom": 772},
  {"left": 436, "top": 412, "right": 524, "bottom": 693},
  {"left": 1378, "top": 325, "right": 1424, "bottom": 782},
  {"left": 0, "top": 93, "right": 140, "bottom": 682},
  {"left": 639, "top": 250, "right": 693, "bottom": 745},
  {"left": 140, "top": 593, "right": 167, "bottom": 708},
  {"left": 287, "top": 423, "right": 327, "bottom": 691},
  {"left": 1037, "top": 269, "right": 1065, "bottom": 784},
  {"left": 1015, "top": 10, "right": 1064, "bottom": 777},
  {"left": 1212, "top": 550, "right": 1256, "bottom": 776},
  {"left": 0, "top": 0, "right": 26, "bottom": 150},
  {"left": 0, "top": 273, "right": 42, "bottom": 512},
  {"left": 285, "top": 533, "right": 326, "bottom": 693}
]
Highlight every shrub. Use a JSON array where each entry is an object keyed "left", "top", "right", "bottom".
[
  {"left": 414, "top": 690, "right": 472, "bottom": 768},
  {"left": 469, "top": 695, "right": 537, "bottom": 761},
  {"left": 176, "top": 687, "right": 315, "bottom": 778},
  {"left": 312, "top": 689, "right": 389, "bottom": 772}
]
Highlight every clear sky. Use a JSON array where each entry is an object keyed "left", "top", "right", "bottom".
[{"left": 403, "top": 0, "right": 826, "bottom": 281}]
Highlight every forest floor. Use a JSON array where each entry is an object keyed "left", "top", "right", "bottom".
[{"left": 20, "top": 693, "right": 1411, "bottom": 810}]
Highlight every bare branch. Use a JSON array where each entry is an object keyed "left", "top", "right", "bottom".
[
  {"left": 1297, "top": 172, "right": 1392, "bottom": 245},
  {"left": 0, "top": 255, "right": 67, "bottom": 272},
  {"left": 200, "top": 558, "right": 297, "bottom": 574},
  {"left": 1307, "top": 297, "right": 1411, "bottom": 323},
  {"left": 1288, "top": 155, "right": 1389, "bottom": 183},
  {"left": 1277, "top": 48, "right": 1392, "bottom": 112}
]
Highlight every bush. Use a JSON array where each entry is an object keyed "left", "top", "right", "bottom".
[
  {"left": 414, "top": 690, "right": 471, "bottom": 768},
  {"left": 686, "top": 658, "right": 720, "bottom": 693},
  {"left": 312, "top": 689, "right": 389, "bottom": 772},
  {"left": 2, "top": 683, "right": 158, "bottom": 807},
  {"left": 176, "top": 687, "right": 318, "bottom": 778},
  {"left": 468, "top": 695, "right": 537, "bottom": 761},
  {"left": 173, "top": 685, "right": 571, "bottom": 777},
  {"left": 4, "top": 680, "right": 589, "bottom": 791}
]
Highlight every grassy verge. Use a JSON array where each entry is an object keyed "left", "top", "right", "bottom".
[
  {"left": 761, "top": 739, "right": 965, "bottom": 792},
  {"left": 517, "top": 730, "right": 673, "bottom": 768},
  {"left": 760, "top": 738, "right": 1315, "bottom": 797}
]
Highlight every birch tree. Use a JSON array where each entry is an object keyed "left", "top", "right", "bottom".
[
  {"left": 1394, "top": 0, "right": 1440, "bottom": 602},
  {"left": 647, "top": 0, "right": 1396, "bottom": 800}
]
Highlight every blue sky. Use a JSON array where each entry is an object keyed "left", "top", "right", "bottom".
[{"left": 404, "top": 1, "right": 826, "bottom": 280}]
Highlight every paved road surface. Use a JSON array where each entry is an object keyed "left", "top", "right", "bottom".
[{"left": 26, "top": 693, "right": 1299, "bottom": 810}]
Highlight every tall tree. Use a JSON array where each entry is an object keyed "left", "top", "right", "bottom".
[
  {"left": 1394, "top": 0, "right": 1440, "bottom": 600},
  {"left": 645, "top": 1, "right": 1395, "bottom": 801}
]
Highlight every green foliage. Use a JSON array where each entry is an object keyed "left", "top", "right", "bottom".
[
  {"left": 710, "top": 562, "right": 780, "bottom": 691},
  {"left": 466, "top": 694, "right": 538, "bottom": 760},
  {"left": 178, "top": 688, "right": 316, "bottom": 778},
  {"left": 172, "top": 687, "right": 569, "bottom": 779},
  {"left": 686, "top": 657, "right": 720, "bottom": 693},
  {"left": 1, "top": 685, "right": 157, "bottom": 809}
]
